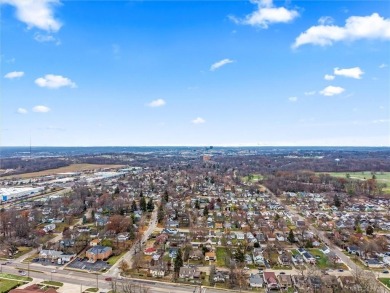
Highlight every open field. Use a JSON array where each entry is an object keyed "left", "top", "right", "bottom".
[
  {"left": 319, "top": 171, "right": 390, "bottom": 193},
  {"left": 2, "top": 164, "right": 125, "bottom": 179}
]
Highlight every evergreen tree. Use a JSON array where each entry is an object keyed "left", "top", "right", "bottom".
[
  {"left": 139, "top": 190, "right": 143, "bottom": 197},
  {"left": 82, "top": 215, "right": 87, "bottom": 224},
  {"left": 366, "top": 225, "right": 374, "bottom": 235},
  {"left": 287, "top": 229, "right": 295, "bottom": 243},
  {"left": 334, "top": 194, "right": 341, "bottom": 207},
  {"left": 114, "top": 186, "right": 120, "bottom": 194},
  {"left": 140, "top": 197, "right": 147, "bottom": 212},
  {"left": 195, "top": 200, "right": 200, "bottom": 209},
  {"left": 203, "top": 206, "right": 209, "bottom": 217},
  {"left": 164, "top": 190, "right": 169, "bottom": 202},
  {"left": 91, "top": 210, "right": 95, "bottom": 220},
  {"left": 131, "top": 200, "right": 138, "bottom": 212},
  {"left": 157, "top": 204, "right": 165, "bottom": 223},
  {"left": 147, "top": 198, "right": 154, "bottom": 212},
  {"left": 174, "top": 249, "right": 183, "bottom": 274},
  {"left": 234, "top": 248, "right": 245, "bottom": 263}
]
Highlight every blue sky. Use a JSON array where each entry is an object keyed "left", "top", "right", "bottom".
[{"left": 1, "top": 0, "right": 389, "bottom": 146}]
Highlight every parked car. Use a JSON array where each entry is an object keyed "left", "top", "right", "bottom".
[
  {"left": 51, "top": 270, "right": 57, "bottom": 273},
  {"left": 383, "top": 270, "right": 389, "bottom": 274},
  {"left": 105, "top": 277, "right": 112, "bottom": 281},
  {"left": 19, "top": 270, "right": 27, "bottom": 276}
]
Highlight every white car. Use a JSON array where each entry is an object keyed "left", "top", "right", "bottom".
[{"left": 51, "top": 270, "right": 57, "bottom": 273}]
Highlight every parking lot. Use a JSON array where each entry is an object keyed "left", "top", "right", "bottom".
[{"left": 67, "top": 258, "right": 111, "bottom": 272}]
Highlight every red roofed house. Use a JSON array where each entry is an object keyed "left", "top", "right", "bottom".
[
  {"left": 144, "top": 247, "right": 157, "bottom": 255},
  {"left": 10, "top": 284, "right": 58, "bottom": 293},
  {"left": 263, "top": 272, "right": 280, "bottom": 290}
]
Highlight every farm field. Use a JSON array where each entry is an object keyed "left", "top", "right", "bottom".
[{"left": 2, "top": 164, "right": 125, "bottom": 179}]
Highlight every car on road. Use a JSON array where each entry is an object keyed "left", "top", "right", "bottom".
[
  {"left": 51, "top": 270, "right": 57, "bottom": 273},
  {"left": 279, "top": 272, "right": 286, "bottom": 275},
  {"left": 338, "top": 269, "right": 344, "bottom": 272},
  {"left": 18, "top": 270, "right": 27, "bottom": 276},
  {"left": 383, "top": 270, "right": 389, "bottom": 274},
  {"left": 105, "top": 277, "right": 112, "bottom": 281}
]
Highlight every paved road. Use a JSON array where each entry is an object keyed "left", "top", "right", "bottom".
[{"left": 106, "top": 207, "right": 159, "bottom": 276}]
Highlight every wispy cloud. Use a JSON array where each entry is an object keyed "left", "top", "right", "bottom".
[
  {"left": 34, "top": 33, "right": 61, "bottom": 45},
  {"left": 35, "top": 74, "right": 76, "bottom": 89},
  {"left": 293, "top": 13, "right": 390, "bottom": 48},
  {"left": 147, "top": 99, "right": 166, "bottom": 107},
  {"left": 32, "top": 105, "right": 51, "bottom": 113},
  {"left": 17, "top": 108, "right": 28, "bottom": 114},
  {"left": 304, "top": 91, "right": 316, "bottom": 96},
  {"left": 210, "top": 59, "right": 234, "bottom": 71},
  {"left": 324, "top": 74, "right": 335, "bottom": 80},
  {"left": 230, "top": 0, "right": 299, "bottom": 29},
  {"left": 288, "top": 96, "right": 298, "bottom": 102},
  {"left": 379, "top": 63, "right": 388, "bottom": 69},
  {"left": 320, "top": 86, "right": 345, "bottom": 96},
  {"left": 1, "top": 0, "right": 62, "bottom": 32},
  {"left": 334, "top": 67, "right": 364, "bottom": 79},
  {"left": 192, "top": 117, "right": 206, "bottom": 124},
  {"left": 4, "top": 71, "right": 24, "bottom": 79}
]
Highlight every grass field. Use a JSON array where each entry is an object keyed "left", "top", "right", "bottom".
[
  {"left": 242, "top": 174, "right": 263, "bottom": 183},
  {"left": 0, "top": 273, "right": 32, "bottom": 282},
  {"left": 320, "top": 171, "right": 390, "bottom": 193},
  {"left": 0, "top": 279, "right": 22, "bottom": 292},
  {"left": 216, "top": 247, "right": 229, "bottom": 267},
  {"left": 41, "top": 281, "right": 63, "bottom": 287},
  {"left": 107, "top": 252, "right": 126, "bottom": 266},
  {"left": 2, "top": 163, "right": 125, "bottom": 179},
  {"left": 379, "top": 278, "right": 390, "bottom": 288}
]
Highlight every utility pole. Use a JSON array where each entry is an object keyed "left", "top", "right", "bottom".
[{"left": 96, "top": 273, "right": 98, "bottom": 289}]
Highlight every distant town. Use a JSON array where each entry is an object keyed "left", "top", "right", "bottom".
[{"left": 0, "top": 147, "right": 389, "bottom": 293}]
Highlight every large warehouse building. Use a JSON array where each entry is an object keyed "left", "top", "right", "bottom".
[{"left": 0, "top": 187, "right": 45, "bottom": 201}]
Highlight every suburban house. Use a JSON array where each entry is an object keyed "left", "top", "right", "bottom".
[
  {"left": 144, "top": 247, "right": 157, "bottom": 256},
  {"left": 85, "top": 245, "right": 112, "bottom": 262},
  {"left": 263, "top": 272, "right": 279, "bottom": 290},
  {"left": 278, "top": 274, "right": 292, "bottom": 288},
  {"left": 10, "top": 284, "right": 58, "bottom": 293},
  {"left": 179, "top": 267, "right": 200, "bottom": 279},
  {"left": 149, "top": 261, "right": 168, "bottom": 278},
  {"left": 205, "top": 251, "right": 216, "bottom": 261},
  {"left": 89, "top": 239, "right": 100, "bottom": 246},
  {"left": 249, "top": 273, "right": 264, "bottom": 288},
  {"left": 189, "top": 249, "right": 203, "bottom": 260}
]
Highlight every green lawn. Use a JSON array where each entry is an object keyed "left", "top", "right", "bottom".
[
  {"left": 308, "top": 249, "right": 328, "bottom": 269},
  {"left": 84, "top": 288, "right": 99, "bottom": 292},
  {"left": 0, "top": 279, "right": 22, "bottom": 292},
  {"left": 379, "top": 278, "right": 390, "bottom": 288},
  {"left": 0, "top": 273, "right": 32, "bottom": 282},
  {"left": 107, "top": 252, "right": 126, "bottom": 266},
  {"left": 216, "top": 247, "right": 229, "bottom": 267},
  {"left": 41, "top": 281, "right": 63, "bottom": 287},
  {"left": 13, "top": 247, "right": 33, "bottom": 259},
  {"left": 242, "top": 174, "right": 263, "bottom": 183}
]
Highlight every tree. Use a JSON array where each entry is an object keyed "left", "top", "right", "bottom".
[
  {"left": 164, "top": 190, "right": 169, "bottom": 202},
  {"left": 140, "top": 197, "right": 147, "bottom": 212},
  {"left": 82, "top": 215, "right": 87, "bottom": 224},
  {"left": 203, "top": 206, "right": 209, "bottom": 217},
  {"left": 287, "top": 229, "right": 295, "bottom": 243},
  {"left": 157, "top": 204, "right": 165, "bottom": 223},
  {"left": 119, "top": 260, "right": 129, "bottom": 272},
  {"left": 174, "top": 249, "right": 183, "bottom": 275},
  {"left": 114, "top": 186, "right": 120, "bottom": 194},
  {"left": 366, "top": 225, "right": 374, "bottom": 236},
  {"left": 334, "top": 194, "right": 341, "bottom": 208},
  {"left": 147, "top": 199, "right": 154, "bottom": 212},
  {"left": 195, "top": 200, "right": 200, "bottom": 209},
  {"left": 131, "top": 201, "right": 138, "bottom": 212},
  {"left": 234, "top": 248, "right": 245, "bottom": 263}
]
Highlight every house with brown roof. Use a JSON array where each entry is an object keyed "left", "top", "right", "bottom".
[
  {"left": 85, "top": 245, "right": 112, "bottom": 262},
  {"left": 205, "top": 251, "right": 216, "bottom": 261}
]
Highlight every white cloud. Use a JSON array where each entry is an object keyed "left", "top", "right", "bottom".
[
  {"left": 293, "top": 13, "right": 390, "bottom": 48},
  {"left": 230, "top": 0, "right": 299, "bottom": 28},
  {"left": 288, "top": 96, "right": 298, "bottom": 102},
  {"left": 1, "top": 0, "right": 62, "bottom": 32},
  {"left": 35, "top": 74, "right": 76, "bottom": 89},
  {"left": 192, "top": 117, "right": 206, "bottom": 124},
  {"left": 334, "top": 67, "right": 364, "bottom": 79},
  {"left": 379, "top": 63, "right": 388, "bottom": 69},
  {"left": 304, "top": 91, "right": 316, "bottom": 96},
  {"left": 324, "top": 74, "right": 335, "bottom": 80},
  {"left": 320, "top": 86, "right": 345, "bottom": 96},
  {"left": 147, "top": 99, "right": 166, "bottom": 107},
  {"left": 17, "top": 108, "right": 27, "bottom": 114},
  {"left": 4, "top": 71, "right": 24, "bottom": 79},
  {"left": 32, "top": 105, "right": 51, "bottom": 113},
  {"left": 210, "top": 59, "right": 234, "bottom": 71}
]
